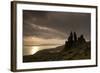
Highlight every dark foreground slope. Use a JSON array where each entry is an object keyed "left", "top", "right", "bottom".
[{"left": 23, "top": 42, "right": 91, "bottom": 62}]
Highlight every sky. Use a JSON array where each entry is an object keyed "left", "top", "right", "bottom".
[{"left": 23, "top": 10, "right": 91, "bottom": 46}]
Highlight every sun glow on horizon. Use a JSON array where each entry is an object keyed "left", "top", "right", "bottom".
[{"left": 31, "top": 46, "right": 39, "bottom": 55}]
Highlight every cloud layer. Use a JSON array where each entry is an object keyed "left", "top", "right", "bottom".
[{"left": 23, "top": 10, "right": 91, "bottom": 45}]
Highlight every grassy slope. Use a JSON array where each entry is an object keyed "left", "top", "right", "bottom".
[{"left": 23, "top": 42, "right": 91, "bottom": 62}]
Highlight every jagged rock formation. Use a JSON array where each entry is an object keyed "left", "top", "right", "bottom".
[{"left": 63, "top": 32, "right": 86, "bottom": 51}]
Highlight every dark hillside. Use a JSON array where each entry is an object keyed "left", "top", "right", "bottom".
[{"left": 23, "top": 32, "right": 91, "bottom": 62}]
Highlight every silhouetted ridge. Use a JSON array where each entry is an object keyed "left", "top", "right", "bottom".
[{"left": 23, "top": 32, "right": 91, "bottom": 62}]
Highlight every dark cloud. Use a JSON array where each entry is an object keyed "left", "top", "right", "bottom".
[
  {"left": 23, "top": 10, "right": 91, "bottom": 41},
  {"left": 23, "top": 22, "right": 66, "bottom": 39}
]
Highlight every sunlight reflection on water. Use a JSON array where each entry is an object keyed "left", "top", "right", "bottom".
[{"left": 23, "top": 45, "right": 61, "bottom": 56}]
